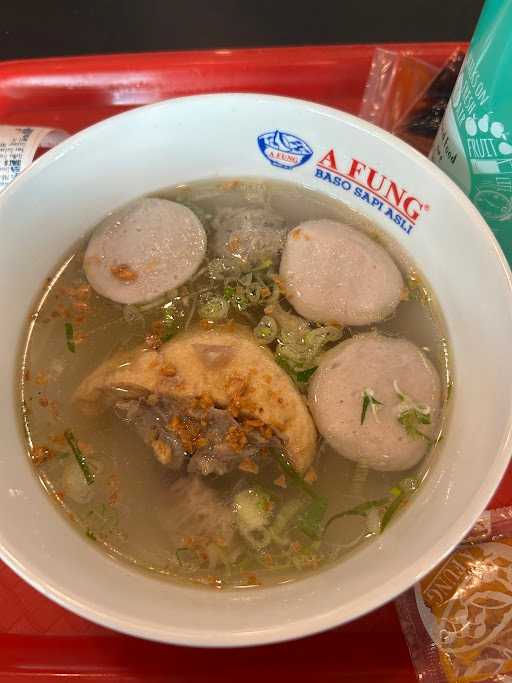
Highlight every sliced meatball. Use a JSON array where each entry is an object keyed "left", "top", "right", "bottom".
[
  {"left": 309, "top": 333, "right": 442, "bottom": 471},
  {"left": 212, "top": 207, "right": 286, "bottom": 264},
  {"left": 84, "top": 198, "right": 206, "bottom": 305},
  {"left": 279, "top": 220, "right": 404, "bottom": 325}
]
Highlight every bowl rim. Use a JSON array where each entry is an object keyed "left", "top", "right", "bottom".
[{"left": 2, "top": 91, "right": 512, "bottom": 647}]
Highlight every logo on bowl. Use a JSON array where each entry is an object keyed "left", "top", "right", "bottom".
[
  {"left": 257, "top": 130, "right": 313, "bottom": 170},
  {"left": 314, "top": 149, "right": 429, "bottom": 234}
]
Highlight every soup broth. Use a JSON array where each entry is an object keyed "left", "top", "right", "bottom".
[{"left": 21, "top": 178, "right": 450, "bottom": 589}]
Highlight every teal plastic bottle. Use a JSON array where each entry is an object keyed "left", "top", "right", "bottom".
[{"left": 430, "top": 0, "right": 512, "bottom": 260}]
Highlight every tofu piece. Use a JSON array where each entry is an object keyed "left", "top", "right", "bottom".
[
  {"left": 83, "top": 198, "right": 206, "bottom": 304},
  {"left": 280, "top": 220, "right": 404, "bottom": 326},
  {"left": 74, "top": 325, "right": 317, "bottom": 474},
  {"left": 308, "top": 332, "right": 442, "bottom": 471}
]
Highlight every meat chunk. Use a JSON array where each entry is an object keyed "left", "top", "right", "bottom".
[
  {"left": 74, "top": 324, "right": 317, "bottom": 474},
  {"left": 83, "top": 198, "right": 206, "bottom": 304},
  {"left": 114, "top": 394, "right": 281, "bottom": 476},
  {"left": 279, "top": 220, "right": 404, "bottom": 326},
  {"left": 308, "top": 332, "right": 442, "bottom": 471}
]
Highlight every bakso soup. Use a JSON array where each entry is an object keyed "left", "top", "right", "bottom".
[{"left": 21, "top": 178, "right": 450, "bottom": 589}]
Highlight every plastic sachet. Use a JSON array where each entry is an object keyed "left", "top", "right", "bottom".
[
  {"left": 359, "top": 48, "right": 438, "bottom": 133},
  {"left": 359, "top": 48, "right": 465, "bottom": 156},
  {"left": 394, "top": 49, "right": 465, "bottom": 156},
  {"left": 396, "top": 505, "right": 512, "bottom": 682}
]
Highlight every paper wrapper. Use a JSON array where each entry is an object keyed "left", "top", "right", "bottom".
[
  {"left": 0, "top": 125, "right": 68, "bottom": 191},
  {"left": 396, "top": 506, "right": 512, "bottom": 682}
]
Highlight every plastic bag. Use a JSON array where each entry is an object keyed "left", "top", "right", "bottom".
[{"left": 396, "top": 506, "right": 512, "bottom": 682}]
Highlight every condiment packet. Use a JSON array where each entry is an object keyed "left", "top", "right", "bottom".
[
  {"left": 359, "top": 48, "right": 438, "bottom": 134},
  {"left": 393, "top": 49, "right": 465, "bottom": 156},
  {"left": 396, "top": 506, "right": 512, "bottom": 682},
  {"left": 0, "top": 125, "right": 68, "bottom": 191},
  {"left": 359, "top": 48, "right": 465, "bottom": 156}
]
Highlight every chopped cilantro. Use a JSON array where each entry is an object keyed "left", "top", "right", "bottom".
[{"left": 64, "top": 322, "right": 75, "bottom": 353}]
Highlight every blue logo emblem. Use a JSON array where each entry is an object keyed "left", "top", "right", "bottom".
[{"left": 257, "top": 130, "right": 313, "bottom": 170}]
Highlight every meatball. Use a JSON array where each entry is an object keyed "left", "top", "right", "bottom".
[
  {"left": 211, "top": 207, "right": 286, "bottom": 264},
  {"left": 279, "top": 219, "right": 404, "bottom": 325},
  {"left": 308, "top": 332, "right": 442, "bottom": 471},
  {"left": 159, "top": 476, "right": 236, "bottom": 548},
  {"left": 84, "top": 198, "right": 206, "bottom": 304}
]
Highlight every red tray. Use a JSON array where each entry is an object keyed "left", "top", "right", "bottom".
[{"left": 3, "top": 42, "right": 508, "bottom": 683}]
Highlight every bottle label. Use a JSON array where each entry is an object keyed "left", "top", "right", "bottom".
[{"left": 431, "top": 0, "right": 512, "bottom": 260}]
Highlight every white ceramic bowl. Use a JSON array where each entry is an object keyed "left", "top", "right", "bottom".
[{"left": 1, "top": 94, "right": 512, "bottom": 647}]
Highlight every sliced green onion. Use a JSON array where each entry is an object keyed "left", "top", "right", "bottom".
[
  {"left": 234, "top": 489, "right": 273, "bottom": 532},
  {"left": 275, "top": 355, "right": 316, "bottom": 385},
  {"left": 299, "top": 497, "right": 328, "bottom": 538},
  {"left": 275, "top": 355, "right": 296, "bottom": 377},
  {"left": 233, "top": 287, "right": 249, "bottom": 311},
  {"left": 137, "top": 294, "right": 167, "bottom": 311},
  {"left": 272, "top": 449, "right": 319, "bottom": 500},
  {"left": 296, "top": 366, "right": 317, "bottom": 383},
  {"left": 198, "top": 295, "right": 230, "bottom": 321},
  {"left": 176, "top": 547, "right": 201, "bottom": 569},
  {"left": 223, "top": 285, "right": 235, "bottom": 300},
  {"left": 268, "top": 283, "right": 281, "bottom": 303},
  {"left": 239, "top": 272, "right": 253, "bottom": 287},
  {"left": 398, "top": 477, "right": 418, "bottom": 493},
  {"left": 277, "top": 344, "right": 306, "bottom": 365},
  {"left": 122, "top": 304, "right": 144, "bottom": 325},
  {"left": 380, "top": 478, "right": 419, "bottom": 531},
  {"left": 361, "top": 394, "right": 370, "bottom": 424},
  {"left": 406, "top": 273, "right": 432, "bottom": 307},
  {"left": 254, "top": 316, "right": 278, "bottom": 344},
  {"left": 161, "top": 308, "right": 179, "bottom": 342},
  {"left": 239, "top": 526, "right": 273, "bottom": 550},
  {"left": 208, "top": 257, "right": 241, "bottom": 281},
  {"left": 254, "top": 258, "right": 273, "bottom": 271},
  {"left": 304, "top": 325, "right": 343, "bottom": 349},
  {"left": 269, "top": 498, "right": 306, "bottom": 540},
  {"left": 64, "top": 429, "right": 95, "bottom": 485},
  {"left": 324, "top": 498, "right": 388, "bottom": 531},
  {"left": 380, "top": 490, "right": 406, "bottom": 530},
  {"left": 245, "top": 283, "right": 261, "bottom": 304},
  {"left": 64, "top": 322, "right": 75, "bottom": 353}
]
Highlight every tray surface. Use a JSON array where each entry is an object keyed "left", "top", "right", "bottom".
[{"left": 3, "top": 42, "right": 502, "bottom": 682}]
